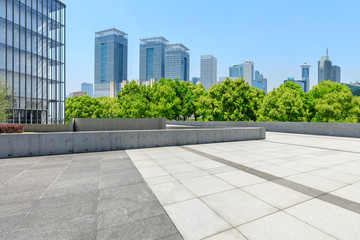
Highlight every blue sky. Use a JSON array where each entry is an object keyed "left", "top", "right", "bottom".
[{"left": 64, "top": 0, "right": 360, "bottom": 93}]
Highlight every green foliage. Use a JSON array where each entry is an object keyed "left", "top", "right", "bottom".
[
  {"left": 65, "top": 79, "right": 360, "bottom": 123},
  {"left": 257, "top": 81, "right": 308, "bottom": 122},
  {"left": 0, "top": 81, "right": 12, "bottom": 123},
  {"left": 308, "top": 81, "right": 359, "bottom": 122}
]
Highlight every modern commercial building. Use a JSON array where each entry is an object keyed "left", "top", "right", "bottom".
[
  {"left": 332, "top": 65, "right": 341, "bottom": 83},
  {"left": 200, "top": 55, "right": 217, "bottom": 90},
  {"left": 300, "top": 62, "right": 311, "bottom": 92},
  {"left": 229, "top": 64, "right": 244, "bottom": 78},
  {"left": 165, "top": 43, "right": 189, "bottom": 82},
  {"left": 284, "top": 77, "right": 307, "bottom": 92},
  {"left": 94, "top": 28, "right": 128, "bottom": 97},
  {"left": 81, "top": 82, "right": 93, "bottom": 97},
  {"left": 70, "top": 91, "right": 86, "bottom": 98},
  {"left": 139, "top": 37, "right": 168, "bottom": 85},
  {"left": 318, "top": 49, "right": 341, "bottom": 84},
  {"left": 254, "top": 70, "right": 267, "bottom": 93},
  {"left": 110, "top": 81, "right": 117, "bottom": 98},
  {"left": 0, "top": 0, "right": 66, "bottom": 124},
  {"left": 243, "top": 61, "right": 254, "bottom": 86}
]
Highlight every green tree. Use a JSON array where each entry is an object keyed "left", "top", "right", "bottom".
[
  {"left": 98, "top": 97, "right": 120, "bottom": 118},
  {"left": 0, "top": 81, "right": 12, "bottom": 123},
  {"left": 308, "top": 81, "right": 359, "bottom": 122},
  {"left": 118, "top": 80, "right": 151, "bottom": 118},
  {"left": 208, "top": 78, "right": 265, "bottom": 121},
  {"left": 65, "top": 95, "right": 103, "bottom": 124},
  {"left": 257, "top": 81, "right": 307, "bottom": 122}
]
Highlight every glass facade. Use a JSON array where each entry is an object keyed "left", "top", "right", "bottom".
[
  {"left": 254, "top": 70, "right": 267, "bottom": 93},
  {"left": 94, "top": 28, "right": 127, "bottom": 97},
  {"left": 139, "top": 37, "right": 168, "bottom": 84},
  {"left": 0, "top": 0, "right": 66, "bottom": 124},
  {"left": 165, "top": 43, "right": 190, "bottom": 82},
  {"left": 81, "top": 82, "right": 93, "bottom": 97},
  {"left": 229, "top": 64, "right": 244, "bottom": 78}
]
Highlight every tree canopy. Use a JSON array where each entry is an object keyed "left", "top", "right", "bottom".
[
  {"left": 0, "top": 81, "right": 12, "bottom": 123},
  {"left": 65, "top": 78, "right": 360, "bottom": 123}
]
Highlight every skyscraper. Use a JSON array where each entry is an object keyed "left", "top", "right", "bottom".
[
  {"left": 0, "top": 0, "right": 66, "bottom": 124},
  {"left": 318, "top": 49, "right": 341, "bottom": 84},
  {"left": 165, "top": 44, "right": 190, "bottom": 82},
  {"left": 332, "top": 65, "right": 341, "bottom": 83},
  {"left": 301, "top": 62, "right": 311, "bottom": 92},
  {"left": 200, "top": 55, "right": 217, "bottom": 90},
  {"left": 94, "top": 28, "right": 128, "bottom": 97},
  {"left": 254, "top": 70, "right": 267, "bottom": 93},
  {"left": 284, "top": 77, "right": 307, "bottom": 92},
  {"left": 81, "top": 82, "right": 93, "bottom": 97},
  {"left": 229, "top": 64, "right": 244, "bottom": 78},
  {"left": 243, "top": 61, "right": 254, "bottom": 86},
  {"left": 139, "top": 37, "right": 168, "bottom": 84}
]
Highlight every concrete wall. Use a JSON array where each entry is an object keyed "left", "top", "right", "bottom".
[
  {"left": 24, "top": 124, "right": 70, "bottom": 132},
  {"left": 167, "top": 121, "right": 360, "bottom": 138},
  {"left": 71, "top": 118, "right": 166, "bottom": 132},
  {"left": 0, "top": 127, "right": 265, "bottom": 159}
]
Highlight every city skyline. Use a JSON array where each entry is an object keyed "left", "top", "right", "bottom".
[{"left": 64, "top": 0, "right": 360, "bottom": 93}]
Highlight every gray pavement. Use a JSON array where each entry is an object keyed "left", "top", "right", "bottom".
[
  {"left": 0, "top": 151, "right": 180, "bottom": 240},
  {"left": 2, "top": 132, "right": 360, "bottom": 239}
]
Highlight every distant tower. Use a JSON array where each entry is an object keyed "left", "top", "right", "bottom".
[
  {"left": 200, "top": 55, "right": 217, "bottom": 90},
  {"left": 300, "top": 62, "right": 311, "bottom": 92},
  {"left": 243, "top": 61, "right": 254, "bottom": 86},
  {"left": 165, "top": 44, "right": 190, "bottom": 82}
]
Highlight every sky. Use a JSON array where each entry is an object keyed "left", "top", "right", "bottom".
[{"left": 64, "top": 0, "right": 360, "bottom": 94}]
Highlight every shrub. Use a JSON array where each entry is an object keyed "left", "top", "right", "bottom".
[{"left": 0, "top": 124, "right": 24, "bottom": 134}]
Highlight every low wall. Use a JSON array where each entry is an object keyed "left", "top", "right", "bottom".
[
  {"left": 167, "top": 121, "right": 360, "bottom": 138},
  {"left": 71, "top": 118, "right": 166, "bottom": 132},
  {"left": 0, "top": 127, "right": 265, "bottom": 158},
  {"left": 24, "top": 124, "right": 70, "bottom": 132}
]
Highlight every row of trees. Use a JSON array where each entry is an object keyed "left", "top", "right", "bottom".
[{"left": 65, "top": 78, "right": 360, "bottom": 124}]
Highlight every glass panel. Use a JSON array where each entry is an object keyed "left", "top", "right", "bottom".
[
  {"left": 7, "top": 0, "right": 13, "bottom": 21},
  {"left": 20, "top": 28, "right": 25, "bottom": 50},
  {"left": 7, "top": 22, "right": 12, "bottom": 46},
  {"left": 7, "top": 46, "right": 13, "bottom": 70},
  {"left": 0, "top": 18, "right": 5, "bottom": 44},
  {"left": 0, "top": 45, "right": 5, "bottom": 69},
  {"left": 20, "top": 3, "right": 25, "bottom": 26},
  {"left": 13, "top": 24, "right": 19, "bottom": 48},
  {"left": 14, "top": 0, "right": 20, "bottom": 25},
  {"left": 0, "top": 0, "right": 5, "bottom": 19}
]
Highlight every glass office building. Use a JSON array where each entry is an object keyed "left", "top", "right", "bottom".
[
  {"left": 243, "top": 61, "right": 254, "bottom": 86},
  {"left": 318, "top": 49, "right": 341, "bottom": 84},
  {"left": 0, "top": 0, "right": 66, "bottom": 124},
  {"left": 284, "top": 77, "right": 307, "bottom": 92},
  {"left": 229, "top": 64, "right": 244, "bottom": 78},
  {"left": 200, "top": 55, "right": 217, "bottom": 91},
  {"left": 300, "top": 62, "right": 311, "bottom": 92},
  {"left": 94, "top": 28, "right": 127, "bottom": 97},
  {"left": 139, "top": 37, "right": 168, "bottom": 84},
  {"left": 81, "top": 82, "right": 93, "bottom": 97},
  {"left": 254, "top": 70, "right": 267, "bottom": 93},
  {"left": 165, "top": 43, "right": 189, "bottom": 82}
]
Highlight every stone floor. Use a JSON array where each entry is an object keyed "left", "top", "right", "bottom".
[
  {"left": 128, "top": 132, "right": 360, "bottom": 240},
  {"left": 1, "top": 132, "right": 360, "bottom": 239}
]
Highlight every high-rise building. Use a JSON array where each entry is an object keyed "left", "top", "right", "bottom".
[
  {"left": 110, "top": 81, "right": 117, "bottom": 98},
  {"left": 94, "top": 28, "right": 128, "bottom": 97},
  {"left": 81, "top": 82, "right": 93, "bottom": 97},
  {"left": 229, "top": 64, "right": 244, "bottom": 78},
  {"left": 254, "top": 70, "right": 267, "bottom": 93},
  {"left": 332, "top": 65, "right": 341, "bottom": 83},
  {"left": 70, "top": 91, "right": 86, "bottom": 98},
  {"left": 301, "top": 62, "right": 311, "bottom": 92},
  {"left": 139, "top": 37, "right": 168, "bottom": 85},
  {"left": 200, "top": 55, "right": 217, "bottom": 90},
  {"left": 165, "top": 43, "right": 190, "bottom": 82},
  {"left": 318, "top": 49, "right": 341, "bottom": 84},
  {"left": 0, "top": 0, "right": 66, "bottom": 124},
  {"left": 243, "top": 61, "right": 254, "bottom": 86}
]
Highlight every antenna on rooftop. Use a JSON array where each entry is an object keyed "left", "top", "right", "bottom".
[{"left": 326, "top": 48, "right": 328, "bottom": 57}]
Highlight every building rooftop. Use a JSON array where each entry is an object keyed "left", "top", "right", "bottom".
[
  {"left": 140, "top": 37, "right": 169, "bottom": 44},
  {"left": 95, "top": 28, "right": 128, "bottom": 38},
  {"left": 2, "top": 132, "right": 360, "bottom": 239},
  {"left": 166, "top": 43, "right": 190, "bottom": 52}
]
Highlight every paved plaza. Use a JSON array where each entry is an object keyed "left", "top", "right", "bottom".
[{"left": 1, "top": 132, "right": 360, "bottom": 239}]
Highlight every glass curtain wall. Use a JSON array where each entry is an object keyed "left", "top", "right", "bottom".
[{"left": 0, "top": 0, "right": 66, "bottom": 124}]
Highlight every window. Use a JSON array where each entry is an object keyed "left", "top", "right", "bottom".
[{"left": 146, "top": 48, "right": 154, "bottom": 81}]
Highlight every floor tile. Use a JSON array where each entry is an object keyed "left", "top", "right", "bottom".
[
  {"left": 201, "top": 189, "right": 277, "bottom": 226},
  {"left": 204, "top": 229, "right": 246, "bottom": 240},
  {"left": 164, "top": 198, "right": 231, "bottom": 240},
  {"left": 151, "top": 181, "right": 195, "bottom": 205},
  {"left": 215, "top": 171, "right": 265, "bottom": 188},
  {"left": 238, "top": 211, "right": 335, "bottom": 240},
  {"left": 180, "top": 175, "right": 234, "bottom": 197}
]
